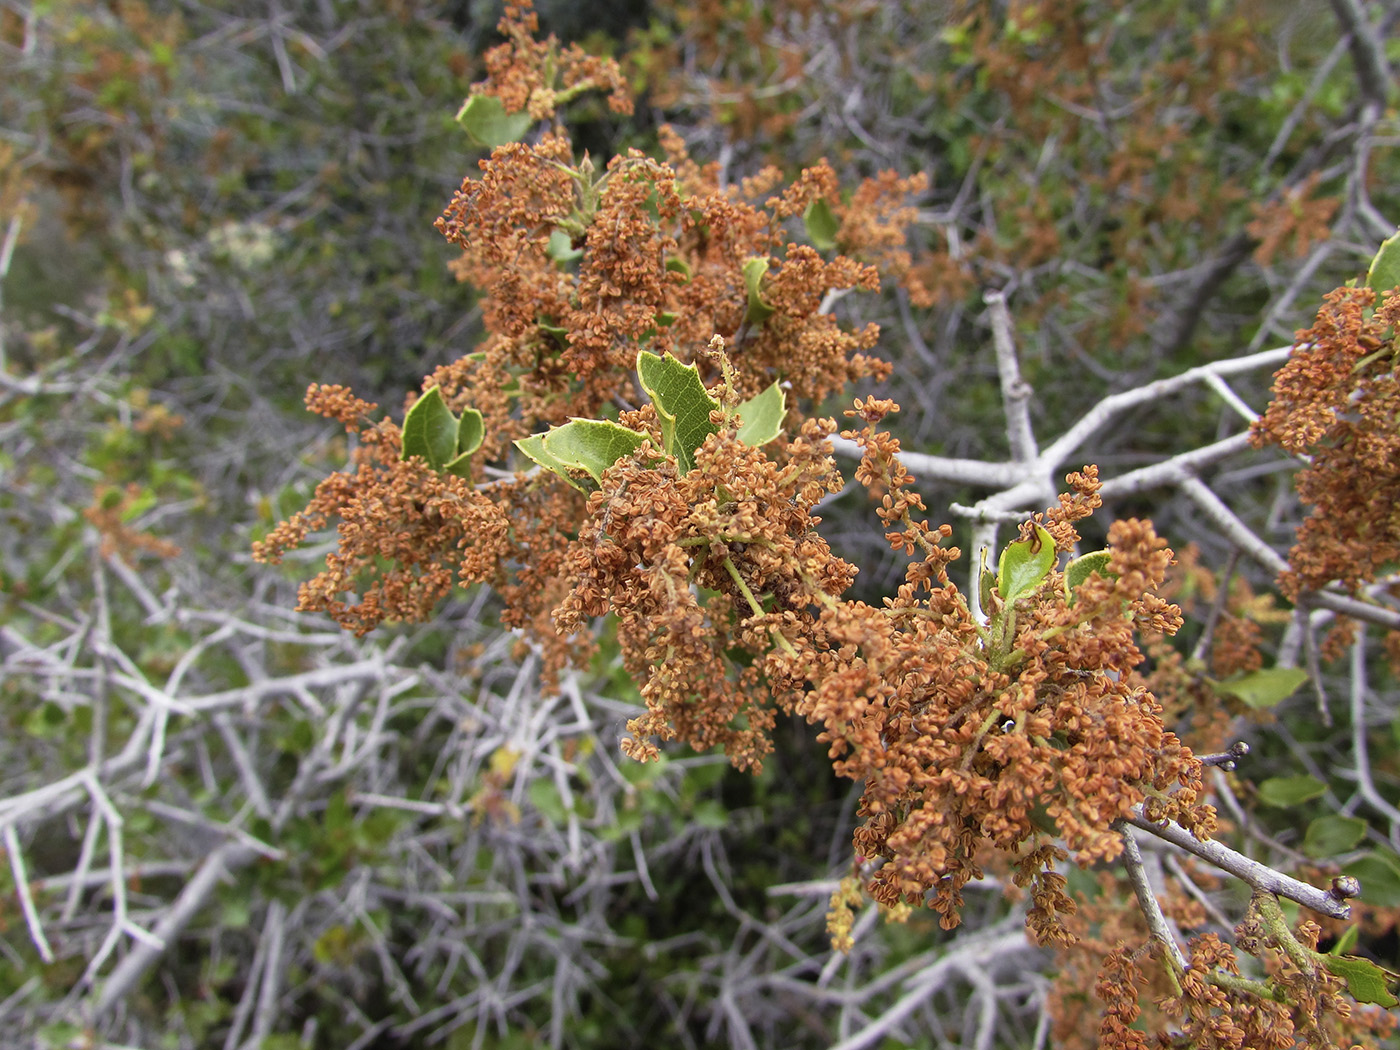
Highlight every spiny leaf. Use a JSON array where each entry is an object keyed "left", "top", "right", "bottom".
[
  {"left": 1214, "top": 666, "right": 1309, "bottom": 709},
  {"left": 735, "top": 382, "right": 786, "bottom": 447},
  {"left": 637, "top": 351, "right": 719, "bottom": 475},
  {"left": 996, "top": 525, "right": 1057, "bottom": 603},
  {"left": 515, "top": 433, "right": 588, "bottom": 491},
  {"left": 454, "top": 93, "right": 534, "bottom": 148},
  {"left": 540, "top": 418, "right": 649, "bottom": 486},
  {"left": 803, "top": 198, "right": 840, "bottom": 251},
  {"left": 1323, "top": 955, "right": 1399, "bottom": 1008},
  {"left": 401, "top": 385, "right": 458, "bottom": 469},
  {"left": 1364, "top": 227, "right": 1400, "bottom": 296},
  {"left": 742, "top": 256, "right": 776, "bottom": 324}
]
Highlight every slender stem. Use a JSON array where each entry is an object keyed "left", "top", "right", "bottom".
[{"left": 723, "top": 556, "right": 796, "bottom": 656}]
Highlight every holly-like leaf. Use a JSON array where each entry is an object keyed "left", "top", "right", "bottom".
[
  {"left": 1323, "top": 955, "right": 1400, "bottom": 1008},
  {"left": 1063, "top": 550, "right": 1114, "bottom": 604},
  {"left": 1214, "top": 666, "right": 1309, "bottom": 709},
  {"left": 996, "top": 525, "right": 1057, "bottom": 603},
  {"left": 1304, "top": 815, "right": 1368, "bottom": 858},
  {"left": 454, "top": 93, "right": 534, "bottom": 148},
  {"left": 735, "top": 381, "right": 786, "bottom": 447},
  {"left": 401, "top": 385, "right": 458, "bottom": 469},
  {"left": 637, "top": 351, "right": 719, "bottom": 475},
  {"left": 742, "top": 256, "right": 776, "bottom": 324},
  {"left": 1364, "top": 227, "right": 1400, "bottom": 296},
  {"left": 803, "top": 198, "right": 840, "bottom": 251},
  {"left": 540, "top": 418, "right": 648, "bottom": 487},
  {"left": 1256, "top": 774, "right": 1327, "bottom": 808},
  {"left": 514, "top": 433, "right": 588, "bottom": 491}
]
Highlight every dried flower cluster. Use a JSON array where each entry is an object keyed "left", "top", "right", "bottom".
[
  {"left": 1251, "top": 286, "right": 1400, "bottom": 598},
  {"left": 255, "top": 4, "right": 1388, "bottom": 1043}
]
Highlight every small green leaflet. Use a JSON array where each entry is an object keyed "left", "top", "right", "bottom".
[
  {"left": 735, "top": 381, "right": 785, "bottom": 447},
  {"left": 997, "top": 525, "right": 1056, "bottom": 603},
  {"left": 515, "top": 433, "right": 586, "bottom": 491},
  {"left": 1364, "top": 227, "right": 1400, "bottom": 297},
  {"left": 401, "top": 385, "right": 483, "bottom": 479},
  {"left": 402, "top": 386, "right": 457, "bottom": 468},
  {"left": 1303, "top": 815, "right": 1368, "bottom": 858},
  {"left": 1213, "top": 666, "right": 1309, "bottom": 709},
  {"left": 638, "top": 350, "right": 719, "bottom": 475},
  {"left": 742, "top": 257, "right": 776, "bottom": 324},
  {"left": 518, "top": 352, "right": 786, "bottom": 488},
  {"left": 1323, "top": 955, "right": 1400, "bottom": 1008},
  {"left": 1063, "top": 550, "right": 1113, "bottom": 605},
  {"left": 803, "top": 198, "right": 840, "bottom": 251},
  {"left": 455, "top": 93, "right": 534, "bottom": 148},
  {"left": 1255, "top": 774, "right": 1326, "bottom": 808},
  {"left": 526, "top": 418, "right": 649, "bottom": 488}
]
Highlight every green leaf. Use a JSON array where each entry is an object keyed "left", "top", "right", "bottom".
[
  {"left": 637, "top": 350, "right": 719, "bottom": 474},
  {"left": 540, "top": 418, "right": 648, "bottom": 486},
  {"left": 454, "top": 93, "right": 534, "bottom": 147},
  {"left": 1063, "top": 550, "right": 1113, "bottom": 604},
  {"left": 1323, "top": 955, "right": 1399, "bottom": 1008},
  {"left": 546, "top": 229, "right": 583, "bottom": 263},
  {"left": 1214, "top": 666, "right": 1309, "bottom": 709},
  {"left": 528, "top": 779, "right": 568, "bottom": 826},
  {"left": 691, "top": 799, "right": 729, "bottom": 830},
  {"left": 515, "top": 433, "right": 589, "bottom": 491},
  {"left": 1255, "top": 774, "right": 1326, "bottom": 807},
  {"left": 1330, "top": 925, "right": 1360, "bottom": 957},
  {"left": 735, "top": 381, "right": 786, "bottom": 447},
  {"left": 1344, "top": 851, "right": 1400, "bottom": 907},
  {"left": 1364, "top": 227, "right": 1400, "bottom": 296},
  {"left": 996, "top": 525, "right": 1057, "bottom": 603},
  {"left": 457, "top": 406, "right": 484, "bottom": 458},
  {"left": 742, "top": 256, "right": 776, "bottom": 324},
  {"left": 665, "top": 256, "right": 692, "bottom": 279},
  {"left": 401, "top": 385, "right": 458, "bottom": 469},
  {"left": 1303, "top": 815, "right": 1368, "bottom": 858},
  {"left": 803, "top": 198, "right": 840, "bottom": 251}
]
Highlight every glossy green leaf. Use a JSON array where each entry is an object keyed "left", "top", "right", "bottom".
[
  {"left": 401, "top": 385, "right": 458, "bottom": 469},
  {"left": 454, "top": 93, "right": 534, "bottom": 148},
  {"left": 1323, "top": 955, "right": 1399, "bottom": 1008},
  {"left": 1364, "top": 227, "right": 1400, "bottom": 296},
  {"left": 742, "top": 256, "right": 776, "bottom": 324},
  {"left": 1255, "top": 774, "right": 1326, "bottom": 807},
  {"left": 1344, "top": 851, "right": 1400, "bottom": 907},
  {"left": 735, "top": 381, "right": 786, "bottom": 447},
  {"left": 803, "top": 198, "right": 840, "bottom": 251},
  {"left": 1303, "top": 815, "right": 1368, "bottom": 858},
  {"left": 515, "top": 433, "right": 588, "bottom": 491},
  {"left": 996, "top": 525, "right": 1057, "bottom": 603},
  {"left": 637, "top": 350, "right": 719, "bottom": 474},
  {"left": 540, "top": 418, "right": 648, "bottom": 486},
  {"left": 665, "top": 256, "right": 692, "bottom": 279},
  {"left": 1063, "top": 550, "right": 1113, "bottom": 604},
  {"left": 1215, "top": 666, "right": 1309, "bottom": 709}
]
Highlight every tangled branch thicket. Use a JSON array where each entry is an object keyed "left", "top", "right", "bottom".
[{"left": 250, "top": 4, "right": 1400, "bottom": 1046}]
